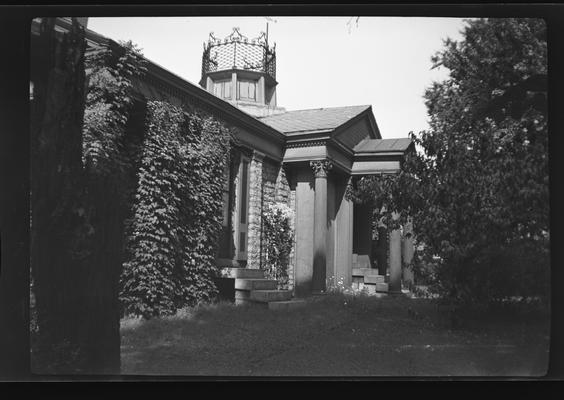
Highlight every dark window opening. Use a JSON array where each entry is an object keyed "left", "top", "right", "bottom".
[
  {"left": 239, "top": 232, "right": 246, "bottom": 250},
  {"left": 240, "top": 160, "right": 249, "bottom": 223}
]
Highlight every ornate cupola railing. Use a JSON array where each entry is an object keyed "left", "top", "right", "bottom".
[{"left": 201, "top": 27, "right": 277, "bottom": 83}]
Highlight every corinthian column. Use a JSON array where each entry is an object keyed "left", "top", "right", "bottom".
[{"left": 310, "top": 160, "right": 332, "bottom": 293}]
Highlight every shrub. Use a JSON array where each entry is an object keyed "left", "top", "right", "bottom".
[
  {"left": 428, "top": 238, "right": 550, "bottom": 307},
  {"left": 262, "top": 202, "right": 294, "bottom": 289}
]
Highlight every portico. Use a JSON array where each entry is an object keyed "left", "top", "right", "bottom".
[{"left": 259, "top": 106, "right": 414, "bottom": 295}]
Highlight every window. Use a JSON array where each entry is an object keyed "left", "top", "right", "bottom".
[
  {"left": 213, "top": 79, "right": 232, "bottom": 100},
  {"left": 237, "top": 157, "right": 251, "bottom": 261},
  {"left": 238, "top": 80, "right": 256, "bottom": 101}
]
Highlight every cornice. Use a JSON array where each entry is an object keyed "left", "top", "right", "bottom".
[
  {"left": 353, "top": 152, "right": 405, "bottom": 162},
  {"left": 142, "top": 62, "right": 286, "bottom": 145},
  {"left": 286, "top": 140, "right": 327, "bottom": 149}
]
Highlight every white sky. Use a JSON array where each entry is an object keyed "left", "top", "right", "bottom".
[{"left": 88, "top": 17, "right": 468, "bottom": 139}]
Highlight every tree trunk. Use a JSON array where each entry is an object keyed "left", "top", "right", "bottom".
[
  {"left": 376, "top": 226, "right": 388, "bottom": 276},
  {"left": 30, "top": 17, "right": 121, "bottom": 374},
  {"left": 77, "top": 175, "right": 123, "bottom": 373}
]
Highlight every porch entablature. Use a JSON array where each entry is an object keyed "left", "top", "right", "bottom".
[
  {"left": 282, "top": 136, "right": 413, "bottom": 176},
  {"left": 259, "top": 104, "right": 413, "bottom": 175}
]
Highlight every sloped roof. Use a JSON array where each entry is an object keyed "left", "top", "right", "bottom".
[
  {"left": 354, "top": 138, "right": 413, "bottom": 153},
  {"left": 258, "top": 105, "right": 371, "bottom": 134}
]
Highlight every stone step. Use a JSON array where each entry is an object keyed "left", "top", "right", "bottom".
[
  {"left": 268, "top": 300, "right": 307, "bottom": 311},
  {"left": 352, "top": 267, "right": 386, "bottom": 277},
  {"left": 221, "top": 267, "right": 265, "bottom": 279},
  {"left": 363, "top": 269, "right": 384, "bottom": 277},
  {"left": 352, "top": 267, "right": 371, "bottom": 277},
  {"left": 365, "top": 284, "right": 377, "bottom": 295},
  {"left": 235, "top": 290, "right": 251, "bottom": 300},
  {"left": 235, "top": 278, "right": 278, "bottom": 291},
  {"left": 375, "top": 282, "right": 389, "bottom": 293},
  {"left": 364, "top": 275, "right": 386, "bottom": 284},
  {"left": 250, "top": 289, "right": 292, "bottom": 303}
]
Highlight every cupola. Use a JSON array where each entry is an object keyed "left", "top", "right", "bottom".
[{"left": 200, "top": 27, "right": 285, "bottom": 117}]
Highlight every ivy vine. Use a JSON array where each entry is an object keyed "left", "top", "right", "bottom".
[
  {"left": 120, "top": 101, "right": 231, "bottom": 318},
  {"left": 82, "top": 38, "right": 235, "bottom": 318},
  {"left": 83, "top": 40, "right": 147, "bottom": 181},
  {"left": 262, "top": 202, "right": 294, "bottom": 290}
]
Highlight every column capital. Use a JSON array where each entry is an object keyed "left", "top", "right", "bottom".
[
  {"left": 344, "top": 176, "right": 355, "bottom": 200},
  {"left": 310, "top": 160, "right": 333, "bottom": 178}
]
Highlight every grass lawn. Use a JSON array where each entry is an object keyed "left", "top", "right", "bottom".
[{"left": 120, "top": 293, "right": 550, "bottom": 377}]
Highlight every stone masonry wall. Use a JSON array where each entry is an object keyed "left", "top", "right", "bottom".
[
  {"left": 246, "top": 156, "right": 296, "bottom": 290},
  {"left": 275, "top": 166, "right": 291, "bottom": 206},
  {"left": 249, "top": 157, "right": 277, "bottom": 270},
  {"left": 274, "top": 166, "right": 294, "bottom": 290}
]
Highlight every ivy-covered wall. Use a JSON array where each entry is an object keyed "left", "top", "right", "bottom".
[
  {"left": 120, "top": 101, "right": 231, "bottom": 318},
  {"left": 110, "top": 40, "right": 296, "bottom": 303},
  {"left": 241, "top": 152, "right": 294, "bottom": 273}
]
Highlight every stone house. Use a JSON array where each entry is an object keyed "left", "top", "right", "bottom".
[{"left": 33, "top": 19, "right": 415, "bottom": 302}]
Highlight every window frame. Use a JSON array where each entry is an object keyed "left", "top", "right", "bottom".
[
  {"left": 214, "top": 79, "right": 232, "bottom": 100},
  {"left": 238, "top": 79, "right": 257, "bottom": 102}
]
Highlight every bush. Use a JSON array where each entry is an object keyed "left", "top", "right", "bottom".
[
  {"left": 262, "top": 202, "right": 294, "bottom": 289},
  {"left": 428, "top": 238, "right": 550, "bottom": 307}
]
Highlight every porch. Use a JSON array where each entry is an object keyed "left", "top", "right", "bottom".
[{"left": 215, "top": 105, "right": 414, "bottom": 300}]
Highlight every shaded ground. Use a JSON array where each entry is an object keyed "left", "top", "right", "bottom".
[{"left": 120, "top": 294, "right": 549, "bottom": 377}]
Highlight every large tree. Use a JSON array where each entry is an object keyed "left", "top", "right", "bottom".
[
  {"left": 31, "top": 18, "right": 91, "bottom": 373},
  {"left": 30, "top": 18, "right": 144, "bottom": 374},
  {"left": 351, "top": 18, "right": 549, "bottom": 305}
]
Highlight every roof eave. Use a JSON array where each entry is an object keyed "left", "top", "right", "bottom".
[
  {"left": 354, "top": 151, "right": 407, "bottom": 157},
  {"left": 142, "top": 61, "right": 286, "bottom": 144},
  {"left": 284, "top": 128, "right": 334, "bottom": 136},
  {"left": 43, "top": 18, "right": 286, "bottom": 146}
]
